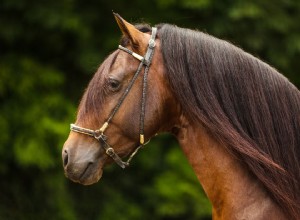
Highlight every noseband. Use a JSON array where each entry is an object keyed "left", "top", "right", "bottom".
[{"left": 70, "top": 27, "right": 157, "bottom": 169}]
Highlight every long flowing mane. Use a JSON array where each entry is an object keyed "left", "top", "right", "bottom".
[{"left": 159, "top": 24, "right": 300, "bottom": 219}]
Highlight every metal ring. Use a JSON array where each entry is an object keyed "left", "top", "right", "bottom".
[
  {"left": 106, "top": 147, "right": 115, "bottom": 156},
  {"left": 148, "top": 39, "right": 156, "bottom": 48}
]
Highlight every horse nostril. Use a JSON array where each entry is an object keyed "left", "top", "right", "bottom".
[{"left": 63, "top": 149, "right": 69, "bottom": 168}]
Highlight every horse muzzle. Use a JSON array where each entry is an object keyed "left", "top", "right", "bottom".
[{"left": 62, "top": 137, "right": 105, "bottom": 185}]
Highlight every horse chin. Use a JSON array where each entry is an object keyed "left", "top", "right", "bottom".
[
  {"left": 80, "top": 160, "right": 105, "bottom": 185},
  {"left": 66, "top": 160, "right": 104, "bottom": 186},
  {"left": 79, "top": 168, "right": 103, "bottom": 186}
]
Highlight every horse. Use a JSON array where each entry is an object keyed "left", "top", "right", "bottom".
[{"left": 62, "top": 13, "right": 300, "bottom": 219}]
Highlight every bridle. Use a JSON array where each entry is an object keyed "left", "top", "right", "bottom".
[{"left": 70, "top": 27, "right": 157, "bottom": 169}]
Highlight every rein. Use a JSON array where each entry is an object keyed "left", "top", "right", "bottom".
[{"left": 70, "top": 27, "right": 157, "bottom": 169}]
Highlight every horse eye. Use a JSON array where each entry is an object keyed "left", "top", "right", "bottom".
[{"left": 108, "top": 78, "right": 121, "bottom": 90}]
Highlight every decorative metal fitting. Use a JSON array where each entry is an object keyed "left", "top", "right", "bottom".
[
  {"left": 148, "top": 39, "right": 156, "bottom": 48},
  {"left": 106, "top": 147, "right": 115, "bottom": 156}
]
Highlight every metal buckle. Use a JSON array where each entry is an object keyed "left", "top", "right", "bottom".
[{"left": 106, "top": 147, "right": 115, "bottom": 156}]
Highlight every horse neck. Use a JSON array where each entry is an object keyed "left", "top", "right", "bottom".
[{"left": 174, "top": 116, "right": 287, "bottom": 220}]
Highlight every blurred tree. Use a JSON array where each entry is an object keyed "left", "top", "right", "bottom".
[{"left": 0, "top": 0, "right": 299, "bottom": 219}]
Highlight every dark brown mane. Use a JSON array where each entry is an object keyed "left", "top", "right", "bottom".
[{"left": 159, "top": 24, "right": 300, "bottom": 219}]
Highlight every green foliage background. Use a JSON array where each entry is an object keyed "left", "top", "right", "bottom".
[{"left": 1, "top": 0, "right": 299, "bottom": 219}]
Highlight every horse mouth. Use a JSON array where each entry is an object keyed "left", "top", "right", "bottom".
[
  {"left": 79, "top": 163, "right": 94, "bottom": 181},
  {"left": 65, "top": 160, "right": 104, "bottom": 186}
]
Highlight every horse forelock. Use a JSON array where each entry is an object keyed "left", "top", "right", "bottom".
[
  {"left": 77, "top": 23, "right": 153, "bottom": 125},
  {"left": 76, "top": 50, "right": 119, "bottom": 125},
  {"left": 159, "top": 24, "right": 300, "bottom": 219}
]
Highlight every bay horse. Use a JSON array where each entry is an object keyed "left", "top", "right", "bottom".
[{"left": 62, "top": 13, "right": 300, "bottom": 219}]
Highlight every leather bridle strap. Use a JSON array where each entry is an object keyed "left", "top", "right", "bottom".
[
  {"left": 70, "top": 27, "right": 157, "bottom": 169},
  {"left": 70, "top": 124, "right": 129, "bottom": 168}
]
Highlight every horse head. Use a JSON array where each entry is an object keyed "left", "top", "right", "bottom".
[{"left": 62, "top": 14, "right": 178, "bottom": 185}]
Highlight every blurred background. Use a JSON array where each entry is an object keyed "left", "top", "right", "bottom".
[{"left": 1, "top": 0, "right": 299, "bottom": 219}]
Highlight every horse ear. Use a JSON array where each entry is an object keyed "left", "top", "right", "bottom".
[{"left": 113, "top": 13, "right": 146, "bottom": 50}]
